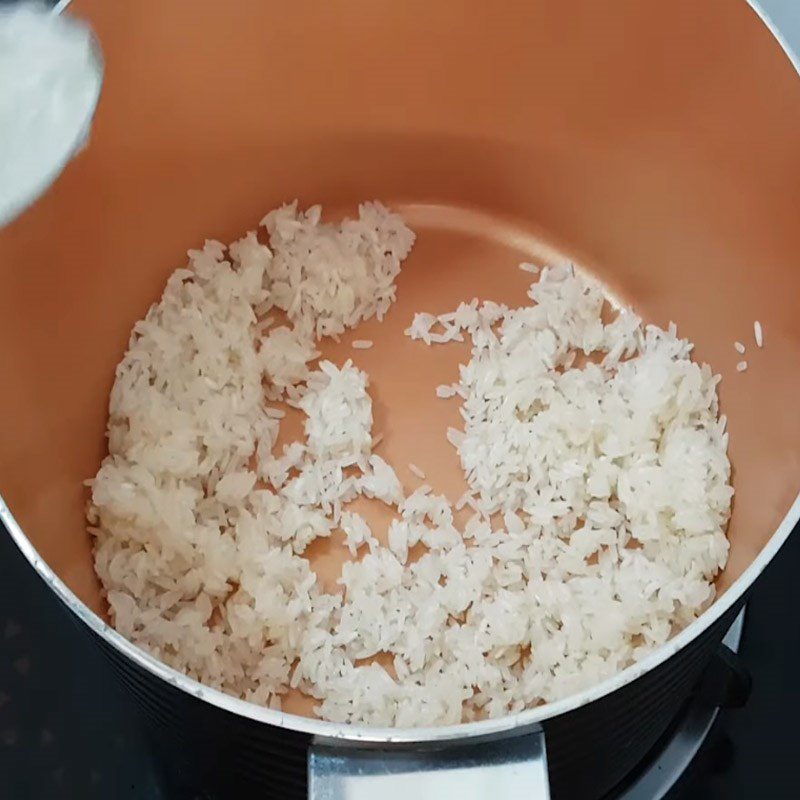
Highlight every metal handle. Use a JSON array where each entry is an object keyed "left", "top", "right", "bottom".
[{"left": 308, "top": 729, "right": 550, "bottom": 800}]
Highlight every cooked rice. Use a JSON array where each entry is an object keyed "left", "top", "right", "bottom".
[
  {"left": 352, "top": 340, "right": 373, "bottom": 350},
  {"left": 340, "top": 510, "right": 375, "bottom": 557},
  {"left": 754, "top": 320, "right": 763, "bottom": 348},
  {"left": 261, "top": 201, "right": 413, "bottom": 340},
  {"left": 408, "top": 463, "right": 426, "bottom": 480},
  {"left": 736, "top": 360, "right": 748, "bottom": 372},
  {"left": 734, "top": 341, "right": 746, "bottom": 354},
  {"left": 89, "top": 203, "right": 732, "bottom": 727}
]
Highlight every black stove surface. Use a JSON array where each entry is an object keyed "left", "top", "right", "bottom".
[{"left": 1, "top": 520, "right": 798, "bottom": 800}]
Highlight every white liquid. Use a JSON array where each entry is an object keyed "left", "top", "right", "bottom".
[{"left": 0, "top": 2, "right": 102, "bottom": 225}]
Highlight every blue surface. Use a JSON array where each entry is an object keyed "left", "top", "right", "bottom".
[{"left": 757, "top": 0, "right": 800, "bottom": 46}]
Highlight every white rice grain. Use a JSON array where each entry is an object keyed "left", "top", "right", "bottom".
[{"left": 89, "top": 216, "right": 732, "bottom": 730}]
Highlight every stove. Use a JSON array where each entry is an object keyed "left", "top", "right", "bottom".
[{"left": 1, "top": 518, "right": 798, "bottom": 799}]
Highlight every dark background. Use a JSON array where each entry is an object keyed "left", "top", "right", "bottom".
[{"left": 1, "top": 520, "right": 799, "bottom": 799}]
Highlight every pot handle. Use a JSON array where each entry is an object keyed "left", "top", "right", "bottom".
[{"left": 308, "top": 727, "right": 550, "bottom": 799}]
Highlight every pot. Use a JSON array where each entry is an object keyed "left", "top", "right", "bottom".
[{"left": 2, "top": 1, "right": 800, "bottom": 798}]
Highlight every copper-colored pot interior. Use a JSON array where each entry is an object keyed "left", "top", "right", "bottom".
[{"left": 2, "top": 0, "right": 800, "bottom": 716}]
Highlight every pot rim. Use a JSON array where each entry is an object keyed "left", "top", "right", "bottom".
[{"left": 1, "top": 0, "right": 797, "bottom": 749}]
